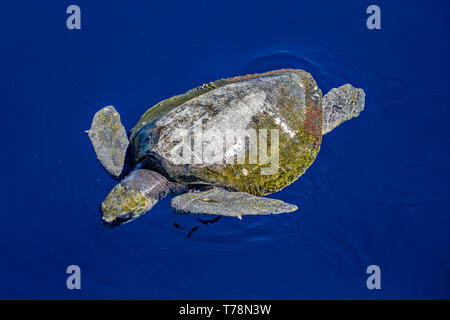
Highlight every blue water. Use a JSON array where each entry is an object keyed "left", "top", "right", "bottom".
[{"left": 1, "top": 1, "right": 449, "bottom": 299}]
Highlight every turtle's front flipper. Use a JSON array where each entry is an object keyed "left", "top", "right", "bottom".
[
  {"left": 170, "top": 187, "right": 297, "bottom": 219},
  {"left": 87, "top": 106, "right": 131, "bottom": 179},
  {"left": 322, "top": 84, "right": 365, "bottom": 134},
  {"left": 101, "top": 169, "right": 187, "bottom": 227}
]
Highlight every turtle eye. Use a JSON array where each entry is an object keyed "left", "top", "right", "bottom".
[{"left": 251, "top": 115, "right": 260, "bottom": 124}]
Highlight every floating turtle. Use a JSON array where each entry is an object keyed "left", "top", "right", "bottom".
[{"left": 87, "top": 69, "right": 365, "bottom": 227}]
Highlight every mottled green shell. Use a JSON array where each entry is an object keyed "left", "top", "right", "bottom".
[{"left": 130, "top": 69, "right": 323, "bottom": 196}]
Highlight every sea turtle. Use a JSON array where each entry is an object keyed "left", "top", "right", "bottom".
[{"left": 87, "top": 69, "right": 365, "bottom": 227}]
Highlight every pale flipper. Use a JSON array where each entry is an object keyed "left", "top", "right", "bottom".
[
  {"left": 101, "top": 169, "right": 187, "bottom": 227},
  {"left": 87, "top": 106, "right": 130, "bottom": 178},
  {"left": 170, "top": 187, "right": 298, "bottom": 219},
  {"left": 322, "top": 84, "right": 365, "bottom": 134}
]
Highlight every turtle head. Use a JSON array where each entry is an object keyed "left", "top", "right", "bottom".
[
  {"left": 100, "top": 182, "right": 155, "bottom": 228},
  {"left": 99, "top": 169, "right": 178, "bottom": 228}
]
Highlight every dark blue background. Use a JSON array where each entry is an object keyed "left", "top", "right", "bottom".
[{"left": 1, "top": 0, "right": 449, "bottom": 299}]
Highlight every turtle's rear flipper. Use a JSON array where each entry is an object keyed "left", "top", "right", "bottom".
[
  {"left": 322, "top": 84, "right": 365, "bottom": 135},
  {"left": 87, "top": 106, "right": 131, "bottom": 179},
  {"left": 170, "top": 187, "right": 297, "bottom": 219}
]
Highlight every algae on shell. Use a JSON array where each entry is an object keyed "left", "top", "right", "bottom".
[{"left": 131, "top": 69, "right": 323, "bottom": 196}]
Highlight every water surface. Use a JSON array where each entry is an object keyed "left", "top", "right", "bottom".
[{"left": 0, "top": 0, "right": 449, "bottom": 299}]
